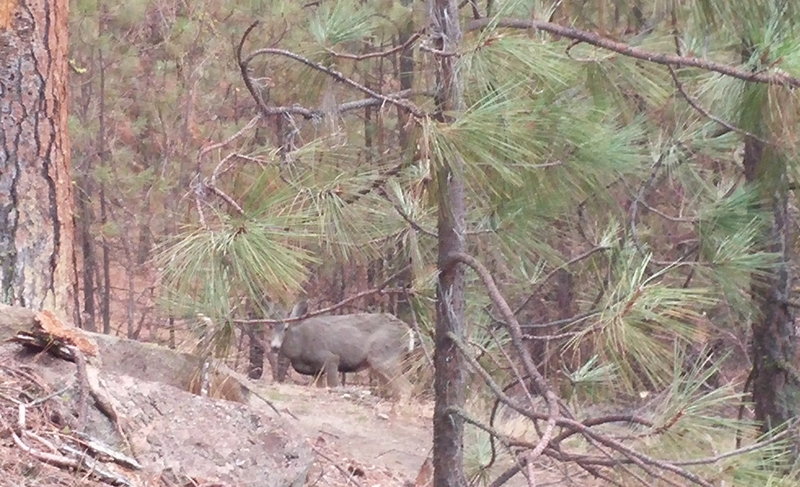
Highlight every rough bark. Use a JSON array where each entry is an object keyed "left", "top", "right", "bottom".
[
  {"left": 430, "top": 1, "right": 468, "bottom": 486},
  {"left": 0, "top": 0, "right": 76, "bottom": 321}
]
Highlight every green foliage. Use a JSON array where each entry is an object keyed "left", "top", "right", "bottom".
[
  {"left": 567, "top": 250, "right": 716, "bottom": 390},
  {"left": 157, "top": 222, "right": 312, "bottom": 320},
  {"left": 309, "top": 0, "right": 376, "bottom": 46}
]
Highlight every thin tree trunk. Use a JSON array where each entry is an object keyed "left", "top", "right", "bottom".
[
  {"left": 77, "top": 179, "right": 97, "bottom": 331},
  {"left": 97, "top": 19, "right": 112, "bottom": 335},
  {"left": 740, "top": 39, "right": 800, "bottom": 454},
  {"left": 245, "top": 301, "right": 266, "bottom": 379},
  {"left": 744, "top": 133, "right": 799, "bottom": 443},
  {"left": 100, "top": 186, "right": 112, "bottom": 334},
  {"left": 168, "top": 316, "right": 176, "bottom": 349},
  {"left": 431, "top": 1, "right": 468, "bottom": 486},
  {"left": 0, "top": 0, "right": 76, "bottom": 320}
]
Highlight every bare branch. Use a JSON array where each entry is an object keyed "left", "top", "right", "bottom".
[
  {"left": 198, "top": 115, "right": 260, "bottom": 164},
  {"left": 443, "top": 252, "right": 560, "bottom": 463},
  {"left": 238, "top": 22, "right": 425, "bottom": 118},
  {"left": 324, "top": 31, "right": 424, "bottom": 60},
  {"left": 513, "top": 246, "right": 610, "bottom": 316},
  {"left": 203, "top": 184, "right": 245, "bottom": 216}
]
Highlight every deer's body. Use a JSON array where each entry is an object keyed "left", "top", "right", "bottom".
[{"left": 271, "top": 304, "right": 413, "bottom": 397}]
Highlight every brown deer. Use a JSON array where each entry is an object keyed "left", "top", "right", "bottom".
[{"left": 270, "top": 301, "right": 414, "bottom": 397}]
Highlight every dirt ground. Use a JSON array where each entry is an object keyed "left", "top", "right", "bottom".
[{"left": 265, "top": 382, "right": 434, "bottom": 486}]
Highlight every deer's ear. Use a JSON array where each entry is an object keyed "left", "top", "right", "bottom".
[{"left": 290, "top": 300, "right": 309, "bottom": 318}]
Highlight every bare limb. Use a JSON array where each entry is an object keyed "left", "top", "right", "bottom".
[
  {"left": 203, "top": 183, "right": 245, "bottom": 216},
  {"left": 238, "top": 22, "right": 424, "bottom": 118},
  {"left": 325, "top": 31, "right": 424, "bottom": 60},
  {"left": 198, "top": 116, "right": 261, "bottom": 165},
  {"left": 442, "top": 252, "right": 560, "bottom": 463},
  {"left": 389, "top": 199, "right": 437, "bottom": 237},
  {"left": 513, "top": 246, "right": 610, "bottom": 316}
]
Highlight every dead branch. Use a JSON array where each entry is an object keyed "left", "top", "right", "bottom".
[
  {"left": 70, "top": 432, "right": 143, "bottom": 470},
  {"left": 12, "top": 430, "right": 135, "bottom": 486},
  {"left": 311, "top": 445, "right": 365, "bottom": 487},
  {"left": 512, "top": 245, "right": 610, "bottom": 317},
  {"left": 238, "top": 21, "right": 425, "bottom": 119},
  {"left": 73, "top": 347, "right": 89, "bottom": 432},
  {"left": 467, "top": 17, "right": 800, "bottom": 88},
  {"left": 198, "top": 115, "right": 261, "bottom": 164},
  {"left": 443, "top": 252, "right": 560, "bottom": 464},
  {"left": 324, "top": 30, "right": 424, "bottom": 60}
]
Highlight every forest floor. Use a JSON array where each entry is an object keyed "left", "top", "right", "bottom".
[
  {"left": 266, "top": 382, "right": 434, "bottom": 486},
  {"left": 0, "top": 352, "right": 434, "bottom": 487}
]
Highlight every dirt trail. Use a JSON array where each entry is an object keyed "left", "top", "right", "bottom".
[{"left": 266, "top": 383, "right": 433, "bottom": 484}]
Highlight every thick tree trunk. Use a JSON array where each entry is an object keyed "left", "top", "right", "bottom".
[
  {"left": 431, "top": 1, "right": 468, "bottom": 486},
  {"left": 0, "top": 0, "right": 76, "bottom": 321}
]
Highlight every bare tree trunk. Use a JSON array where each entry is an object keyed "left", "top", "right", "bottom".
[
  {"left": 245, "top": 304, "right": 266, "bottom": 380},
  {"left": 97, "top": 23, "right": 112, "bottom": 335},
  {"left": 77, "top": 178, "right": 97, "bottom": 331},
  {"left": 100, "top": 185, "right": 112, "bottom": 334},
  {"left": 168, "top": 315, "right": 176, "bottom": 349},
  {"left": 0, "top": 0, "right": 76, "bottom": 320},
  {"left": 430, "top": 1, "right": 468, "bottom": 486}
]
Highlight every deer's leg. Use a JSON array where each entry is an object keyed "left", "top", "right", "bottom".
[{"left": 323, "top": 354, "right": 341, "bottom": 388}]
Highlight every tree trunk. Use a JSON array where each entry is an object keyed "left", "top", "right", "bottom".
[
  {"left": 77, "top": 177, "right": 97, "bottom": 331},
  {"left": 246, "top": 323, "right": 266, "bottom": 379},
  {"left": 739, "top": 38, "right": 800, "bottom": 453},
  {"left": 0, "top": 0, "right": 76, "bottom": 321},
  {"left": 431, "top": 1, "right": 468, "bottom": 486},
  {"left": 97, "top": 38, "right": 112, "bottom": 335},
  {"left": 744, "top": 133, "right": 800, "bottom": 443}
]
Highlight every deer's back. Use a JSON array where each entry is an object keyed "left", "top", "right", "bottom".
[{"left": 282, "top": 313, "right": 408, "bottom": 372}]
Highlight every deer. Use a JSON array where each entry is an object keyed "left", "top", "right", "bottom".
[{"left": 270, "top": 301, "right": 414, "bottom": 398}]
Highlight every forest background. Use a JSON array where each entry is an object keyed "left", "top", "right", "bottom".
[{"left": 27, "top": 0, "right": 800, "bottom": 485}]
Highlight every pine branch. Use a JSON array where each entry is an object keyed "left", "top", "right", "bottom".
[{"left": 467, "top": 17, "right": 800, "bottom": 88}]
